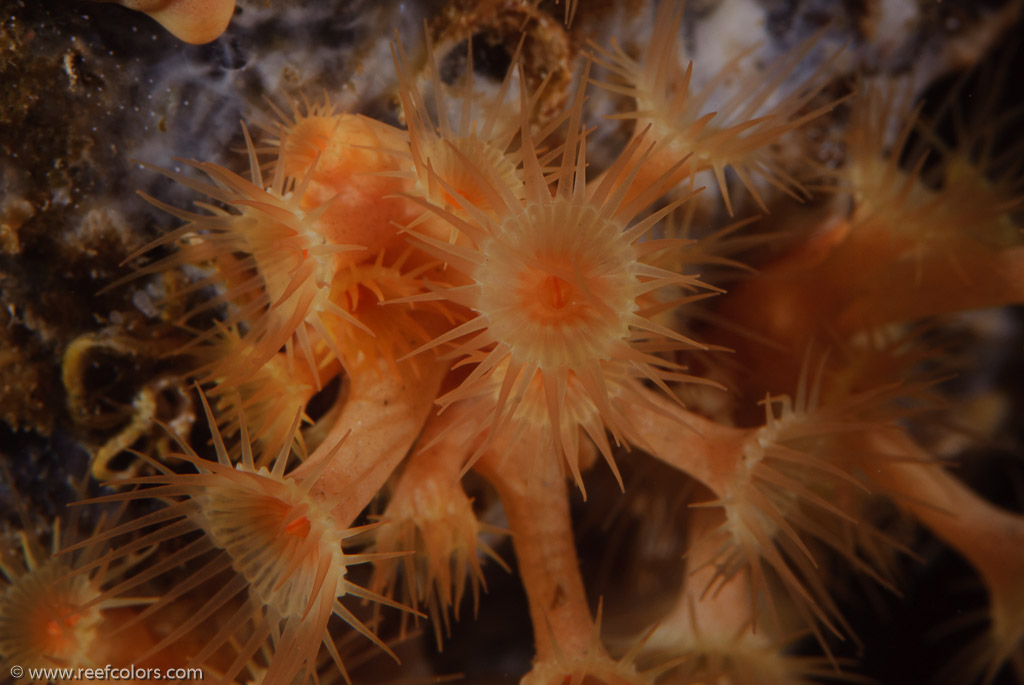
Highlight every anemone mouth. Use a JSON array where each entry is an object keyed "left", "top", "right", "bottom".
[
  {"left": 475, "top": 197, "right": 637, "bottom": 369},
  {"left": 200, "top": 472, "right": 347, "bottom": 620}
]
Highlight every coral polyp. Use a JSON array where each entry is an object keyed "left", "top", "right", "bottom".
[
  {"left": 3, "top": 1, "right": 1024, "bottom": 684},
  {"left": 0, "top": 482, "right": 153, "bottom": 678},
  {"left": 591, "top": 0, "right": 839, "bottom": 213},
  {"left": 69, "top": 399, "right": 404, "bottom": 684},
  {"left": 127, "top": 143, "right": 363, "bottom": 387},
  {"left": 403, "top": 73, "right": 717, "bottom": 487},
  {"left": 369, "top": 405, "right": 509, "bottom": 646},
  {"left": 392, "top": 32, "right": 530, "bottom": 217},
  {"left": 1, "top": 528, "right": 106, "bottom": 674}
]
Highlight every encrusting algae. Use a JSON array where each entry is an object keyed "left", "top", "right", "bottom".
[{"left": 2, "top": 1, "right": 1024, "bottom": 684}]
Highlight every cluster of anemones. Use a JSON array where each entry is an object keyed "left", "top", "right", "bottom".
[{"left": 18, "top": 1, "right": 1024, "bottom": 684}]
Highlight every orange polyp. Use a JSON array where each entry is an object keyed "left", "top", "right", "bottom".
[
  {"left": 64, "top": 392, "right": 418, "bottom": 684},
  {"left": 280, "top": 115, "right": 340, "bottom": 176},
  {"left": 277, "top": 112, "right": 418, "bottom": 263},
  {"left": 431, "top": 138, "right": 522, "bottom": 214},
  {"left": 590, "top": 1, "right": 838, "bottom": 214},
  {"left": 399, "top": 60, "right": 723, "bottom": 493}
]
